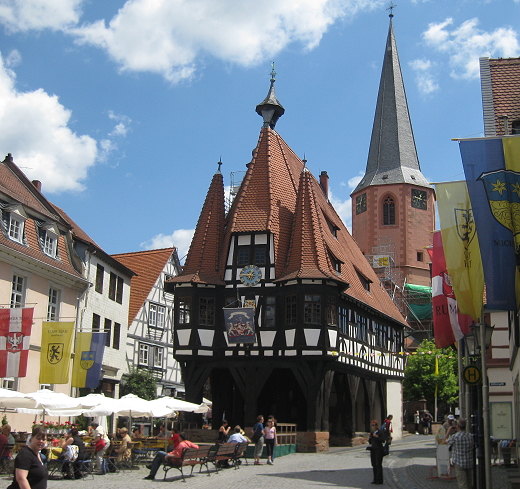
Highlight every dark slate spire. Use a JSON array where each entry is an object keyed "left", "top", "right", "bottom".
[
  {"left": 353, "top": 15, "right": 430, "bottom": 194},
  {"left": 256, "top": 63, "right": 285, "bottom": 129}
]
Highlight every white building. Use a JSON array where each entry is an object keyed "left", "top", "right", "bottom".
[{"left": 112, "top": 248, "right": 183, "bottom": 397}]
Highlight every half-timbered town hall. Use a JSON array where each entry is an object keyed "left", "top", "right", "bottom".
[{"left": 166, "top": 58, "right": 409, "bottom": 443}]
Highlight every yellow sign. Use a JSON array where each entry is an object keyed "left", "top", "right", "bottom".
[{"left": 463, "top": 365, "right": 482, "bottom": 385}]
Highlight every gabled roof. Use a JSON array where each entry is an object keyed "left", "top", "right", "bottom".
[
  {"left": 480, "top": 57, "right": 520, "bottom": 136},
  {"left": 169, "top": 170, "right": 226, "bottom": 285},
  {"left": 0, "top": 154, "right": 85, "bottom": 281},
  {"left": 111, "top": 247, "right": 177, "bottom": 324},
  {"left": 353, "top": 17, "right": 429, "bottom": 194}
]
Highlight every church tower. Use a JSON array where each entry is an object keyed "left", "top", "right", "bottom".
[{"left": 351, "top": 13, "right": 435, "bottom": 290}]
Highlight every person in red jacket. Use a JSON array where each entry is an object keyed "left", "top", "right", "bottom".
[{"left": 143, "top": 432, "right": 198, "bottom": 480}]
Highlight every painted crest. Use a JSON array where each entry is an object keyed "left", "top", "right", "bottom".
[
  {"left": 47, "top": 343, "right": 63, "bottom": 364},
  {"left": 454, "top": 208, "right": 476, "bottom": 245},
  {"left": 80, "top": 351, "right": 95, "bottom": 370},
  {"left": 479, "top": 169, "right": 520, "bottom": 236},
  {"left": 5, "top": 332, "right": 24, "bottom": 353}
]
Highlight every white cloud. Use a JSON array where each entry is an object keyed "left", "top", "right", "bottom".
[
  {"left": 409, "top": 58, "right": 439, "bottom": 94},
  {"left": 0, "top": 52, "right": 97, "bottom": 192},
  {"left": 423, "top": 18, "right": 520, "bottom": 79},
  {"left": 108, "top": 110, "right": 131, "bottom": 137},
  {"left": 68, "top": 0, "right": 383, "bottom": 83},
  {"left": 0, "top": 0, "right": 83, "bottom": 33},
  {"left": 5, "top": 49, "right": 21, "bottom": 67},
  {"left": 141, "top": 229, "right": 195, "bottom": 263}
]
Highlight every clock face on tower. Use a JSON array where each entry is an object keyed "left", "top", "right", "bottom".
[
  {"left": 356, "top": 193, "right": 367, "bottom": 214},
  {"left": 239, "top": 264, "right": 262, "bottom": 286},
  {"left": 411, "top": 189, "right": 427, "bottom": 210}
]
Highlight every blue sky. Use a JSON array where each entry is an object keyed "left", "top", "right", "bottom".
[{"left": 0, "top": 0, "right": 519, "bottom": 262}]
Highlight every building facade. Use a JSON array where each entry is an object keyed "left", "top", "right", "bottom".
[
  {"left": 167, "top": 71, "right": 408, "bottom": 446},
  {"left": 113, "top": 248, "right": 183, "bottom": 397},
  {"left": 0, "top": 154, "right": 89, "bottom": 429}
]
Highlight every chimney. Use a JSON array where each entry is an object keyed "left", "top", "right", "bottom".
[
  {"left": 320, "top": 171, "right": 329, "bottom": 200},
  {"left": 32, "top": 180, "right": 42, "bottom": 192}
]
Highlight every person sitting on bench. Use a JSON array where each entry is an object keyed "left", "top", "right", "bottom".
[{"left": 143, "top": 432, "right": 198, "bottom": 480}]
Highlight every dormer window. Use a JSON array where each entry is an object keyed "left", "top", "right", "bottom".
[
  {"left": 38, "top": 221, "right": 59, "bottom": 259},
  {"left": 9, "top": 214, "right": 25, "bottom": 243},
  {"left": 513, "top": 119, "right": 520, "bottom": 135},
  {"left": 3, "top": 204, "right": 27, "bottom": 244}
]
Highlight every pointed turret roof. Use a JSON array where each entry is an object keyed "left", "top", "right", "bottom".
[
  {"left": 169, "top": 166, "right": 226, "bottom": 285},
  {"left": 223, "top": 126, "right": 303, "bottom": 278},
  {"left": 353, "top": 16, "right": 429, "bottom": 194},
  {"left": 277, "top": 168, "right": 347, "bottom": 283}
]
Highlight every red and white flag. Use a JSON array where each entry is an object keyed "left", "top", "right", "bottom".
[
  {"left": 0, "top": 308, "right": 33, "bottom": 377},
  {"left": 427, "top": 231, "right": 472, "bottom": 348}
]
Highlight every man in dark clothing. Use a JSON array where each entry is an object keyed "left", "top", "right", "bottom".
[{"left": 369, "top": 420, "right": 387, "bottom": 485}]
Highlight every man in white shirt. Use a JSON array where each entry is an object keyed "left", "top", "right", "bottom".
[{"left": 227, "top": 426, "right": 248, "bottom": 444}]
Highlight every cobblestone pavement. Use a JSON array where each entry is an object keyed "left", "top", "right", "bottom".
[{"left": 0, "top": 435, "right": 512, "bottom": 489}]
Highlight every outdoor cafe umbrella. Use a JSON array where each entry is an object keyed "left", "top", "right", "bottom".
[
  {"left": 14, "top": 389, "right": 85, "bottom": 418},
  {"left": 0, "top": 388, "right": 38, "bottom": 410}
]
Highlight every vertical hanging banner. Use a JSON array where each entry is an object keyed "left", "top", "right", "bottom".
[
  {"left": 427, "top": 231, "right": 472, "bottom": 348},
  {"left": 0, "top": 308, "right": 34, "bottom": 377},
  {"left": 435, "top": 181, "right": 484, "bottom": 321},
  {"left": 223, "top": 308, "right": 256, "bottom": 344},
  {"left": 72, "top": 332, "right": 107, "bottom": 388},
  {"left": 460, "top": 137, "right": 518, "bottom": 311},
  {"left": 40, "top": 322, "right": 74, "bottom": 384}
]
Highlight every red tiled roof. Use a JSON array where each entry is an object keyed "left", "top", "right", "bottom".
[
  {"left": 489, "top": 58, "right": 520, "bottom": 135},
  {"left": 277, "top": 168, "right": 345, "bottom": 283},
  {"left": 51, "top": 204, "right": 101, "bottom": 249},
  {"left": 170, "top": 171, "right": 226, "bottom": 285},
  {"left": 111, "top": 248, "right": 175, "bottom": 324},
  {"left": 180, "top": 126, "right": 407, "bottom": 326},
  {"left": 223, "top": 127, "right": 302, "bottom": 277},
  {"left": 0, "top": 155, "right": 84, "bottom": 280}
]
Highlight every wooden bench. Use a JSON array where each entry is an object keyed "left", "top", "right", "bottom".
[
  {"left": 233, "top": 441, "right": 249, "bottom": 468},
  {"left": 162, "top": 446, "right": 211, "bottom": 482},
  {"left": 209, "top": 443, "right": 237, "bottom": 472}
]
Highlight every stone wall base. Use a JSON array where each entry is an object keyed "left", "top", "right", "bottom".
[{"left": 296, "top": 431, "right": 329, "bottom": 453}]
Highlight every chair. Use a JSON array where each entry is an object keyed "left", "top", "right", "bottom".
[
  {"left": 102, "top": 445, "right": 120, "bottom": 474},
  {"left": 75, "top": 457, "right": 94, "bottom": 480},
  {"left": 0, "top": 444, "right": 15, "bottom": 475}
]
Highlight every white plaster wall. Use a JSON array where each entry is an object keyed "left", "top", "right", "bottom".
[
  {"left": 78, "top": 253, "right": 131, "bottom": 386},
  {"left": 386, "top": 379, "right": 403, "bottom": 441}
]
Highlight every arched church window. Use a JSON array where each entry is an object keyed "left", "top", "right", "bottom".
[{"left": 382, "top": 196, "right": 395, "bottom": 225}]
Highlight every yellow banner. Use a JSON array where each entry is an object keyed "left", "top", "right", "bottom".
[
  {"left": 39, "top": 322, "right": 74, "bottom": 384},
  {"left": 436, "top": 181, "right": 484, "bottom": 321}
]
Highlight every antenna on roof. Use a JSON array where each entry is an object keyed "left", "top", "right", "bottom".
[{"left": 387, "top": 1, "right": 396, "bottom": 17}]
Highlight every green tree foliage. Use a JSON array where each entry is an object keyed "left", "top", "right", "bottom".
[
  {"left": 403, "top": 339, "right": 458, "bottom": 405},
  {"left": 120, "top": 368, "right": 158, "bottom": 400}
]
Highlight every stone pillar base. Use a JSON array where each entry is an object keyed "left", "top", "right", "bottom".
[{"left": 296, "top": 431, "right": 329, "bottom": 453}]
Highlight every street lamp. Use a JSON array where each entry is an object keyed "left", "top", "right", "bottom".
[{"left": 464, "top": 322, "right": 494, "bottom": 489}]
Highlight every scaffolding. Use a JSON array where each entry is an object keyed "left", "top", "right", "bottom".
[
  {"left": 225, "top": 171, "right": 246, "bottom": 213},
  {"left": 365, "top": 236, "right": 432, "bottom": 339}
]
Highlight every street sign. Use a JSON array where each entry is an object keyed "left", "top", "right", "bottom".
[
  {"left": 489, "top": 382, "right": 506, "bottom": 386},
  {"left": 463, "top": 365, "right": 482, "bottom": 385}
]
